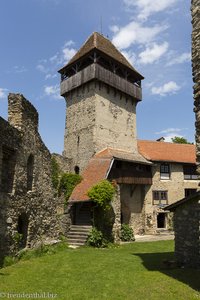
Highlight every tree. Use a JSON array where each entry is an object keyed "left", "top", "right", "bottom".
[{"left": 171, "top": 136, "right": 193, "bottom": 144}]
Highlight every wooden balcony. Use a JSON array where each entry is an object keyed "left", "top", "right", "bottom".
[
  {"left": 60, "top": 63, "right": 142, "bottom": 101},
  {"left": 108, "top": 169, "right": 152, "bottom": 185}
]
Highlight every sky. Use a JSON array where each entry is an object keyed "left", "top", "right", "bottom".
[{"left": 0, "top": 0, "right": 194, "bottom": 154}]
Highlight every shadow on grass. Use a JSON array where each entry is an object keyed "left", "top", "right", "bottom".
[{"left": 133, "top": 252, "right": 200, "bottom": 292}]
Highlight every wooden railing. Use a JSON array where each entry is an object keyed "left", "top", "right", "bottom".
[{"left": 60, "top": 63, "right": 142, "bottom": 100}]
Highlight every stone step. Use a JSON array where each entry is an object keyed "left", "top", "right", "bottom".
[
  {"left": 68, "top": 232, "right": 89, "bottom": 237},
  {"left": 67, "top": 225, "right": 92, "bottom": 247},
  {"left": 70, "top": 226, "right": 92, "bottom": 232},
  {"left": 68, "top": 237, "right": 87, "bottom": 243}
]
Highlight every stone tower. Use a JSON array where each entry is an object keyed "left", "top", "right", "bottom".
[
  {"left": 59, "top": 32, "right": 144, "bottom": 172},
  {"left": 192, "top": 1, "right": 200, "bottom": 174}
]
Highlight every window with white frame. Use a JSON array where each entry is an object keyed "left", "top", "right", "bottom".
[
  {"left": 160, "top": 163, "right": 170, "bottom": 180},
  {"left": 183, "top": 165, "right": 198, "bottom": 180},
  {"left": 152, "top": 190, "right": 168, "bottom": 205}
]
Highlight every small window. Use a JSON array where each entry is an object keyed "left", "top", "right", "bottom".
[
  {"left": 153, "top": 190, "right": 168, "bottom": 205},
  {"left": 1, "top": 146, "right": 16, "bottom": 193},
  {"left": 27, "top": 154, "right": 34, "bottom": 191},
  {"left": 74, "top": 166, "right": 80, "bottom": 174},
  {"left": 183, "top": 165, "right": 198, "bottom": 180},
  {"left": 160, "top": 163, "right": 170, "bottom": 180},
  {"left": 184, "top": 188, "right": 197, "bottom": 198}
]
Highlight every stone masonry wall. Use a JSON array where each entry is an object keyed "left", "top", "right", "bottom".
[
  {"left": 145, "top": 162, "right": 199, "bottom": 233},
  {"left": 173, "top": 197, "right": 200, "bottom": 268},
  {"left": 63, "top": 81, "right": 138, "bottom": 173},
  {"left": 0, "top": 94, "right": 60, "bottom": 261}
]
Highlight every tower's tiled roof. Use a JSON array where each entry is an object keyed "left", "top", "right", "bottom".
[
  {"left": 138, "top": 140, "right": 196, "bottom": 164},
  {"left": 59, "top": 32, "right": 143, "bottom": 79}
]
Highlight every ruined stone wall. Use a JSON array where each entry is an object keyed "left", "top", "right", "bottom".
[
  {"left": 145, "top": 162, "right": 199, "bottom": 233},
  {"left": 63, "top": 81, "right": 138, "bottom": 173},
  {"left": 173, "top": 197, "right": 200, "bottom": 268},
  {"left": 192, "top": 0, "right": 200, "bottom": 173},
  {"left": 0, "top": 94, "right": 60, "bottom": 261}
]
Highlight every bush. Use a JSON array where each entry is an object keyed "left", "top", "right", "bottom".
[
  {"left": 87, "top": 180, "right": 115, "bottom": 210},
  {"left": 87, "top": 227, "right": 108, "bottom": 248},
  {"left": 58, "top": 173, "right": 82, "bottom": 202},
  {"left": 120, "top": 224, "right": 135, "bottom": 242}
]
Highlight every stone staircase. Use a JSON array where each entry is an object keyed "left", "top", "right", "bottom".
[{"left": 67, "top": 225, "right": 92, "bottom": 247}]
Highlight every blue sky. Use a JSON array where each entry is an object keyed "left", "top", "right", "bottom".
[{"left": 0, "top": 0, "right": 193, "bottom": 154}]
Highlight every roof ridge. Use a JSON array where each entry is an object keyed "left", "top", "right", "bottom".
[{"left": 138, "top": 139, "right": 195, "bottom": 146}]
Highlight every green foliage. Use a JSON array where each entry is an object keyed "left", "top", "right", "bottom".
[
  {"left": 3, "top": 256, "right": 17, "bottom": 267},
  {"left": 51, "top": 157, "right": 61, "bottom": 190},
  {"left": 87, "top": 227, "right": 108, "bottom": 248},
  {"left": 171, "top": 136, "right": 193, "bottom": 144},
  {"left": 87, "top": 180, "right": 115, "bottom": 210},
  {"left": 58, "top": 173, "right": 82, "bottom": 201},
  {"left": 2, "top": 242, "right": 68, "bottom": 268},
  {"left": 120, "top": 224, "right": 135, "bottom": 242},
  {"left": 13, "top": 232, "right": 23, "bottom": 244}
]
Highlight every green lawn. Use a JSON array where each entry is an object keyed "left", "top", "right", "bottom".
[{"left": 0, "top": 241, "right": 199, "bottom": 300}]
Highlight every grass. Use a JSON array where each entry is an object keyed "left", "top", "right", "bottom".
[{"left": 0, "top": 240, "right": 200, "bottom": 300}]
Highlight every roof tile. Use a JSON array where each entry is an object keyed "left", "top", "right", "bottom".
[
  {"left": 59, "top": 32, "right": 143, "bottom": 78},
  {"left": 138, "top": 140, "right": 196, "bottom": 164}
]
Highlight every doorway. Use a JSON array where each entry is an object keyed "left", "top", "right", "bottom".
[
  {"left": 17, "top": 213, "right": 29, "bottom": 249},
  {"left": 157, "top": 213, "right": 166, "bottom": 228}
]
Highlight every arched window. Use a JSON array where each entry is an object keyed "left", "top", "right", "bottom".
[
  {"left": 27, "top": 154, "right": 34, "bottom": 191},
  {"left": 74, "top": 166, "right": 80, "bottom": 174},
  {"left": 17, "top": 213, "right": 29, "bottom": 249}
]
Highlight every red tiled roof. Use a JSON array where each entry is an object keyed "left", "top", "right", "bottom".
[
  {"left": 138, "top": 140, "right": 196, "bottom": 164},
  {"left": 69, "top": 147, "right": 150, "bottom": 202},
  {"left": 69, "top": 157, "right": 112, "bottom": 202}
]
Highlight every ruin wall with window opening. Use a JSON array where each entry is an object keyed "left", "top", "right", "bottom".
[{"left": 0, "top": 93, "right": 60, "bottom": 263}]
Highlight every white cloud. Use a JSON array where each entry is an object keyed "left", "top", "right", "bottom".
[
  {"left": 167, "top": 52, "right": 191, "bottom": 66},
  {"left": 110, "top": 25, "right": 120, "bottom": 33},
  {"left": 0, "top": 88, "right": 8, "bottom": 99},
  {"left": 62, "top": 47, "right": 76, "bottom": 63},
  {"left": 112, "top": 21, "right": 168, "bottom": 49},
  {"left": 156, "top": 128, "right": 185, "bottom": 134},
  {"left": 45, "top": 73, "right": 58, "bottom": 80},
  {"left": 121, "top": 50, "right": 136, "bottom": 65},
  {"left": 163, "top": 133, "right": 183, "bottom": 142},
  {"left": 155, "top": 127, "right": 187, "bottom": 142},
  {"left": 123, "top": 0, "right": 177, "bottom": 20},
  {"left": 36, "top": 40, "right": 76, "bottom": 78},
  {"left": 64, "top": 40, "right": 75, "bottom": 47},
  {"left": 44, "top": 84, "right": 61, "bottom": 99},
  {"left": 36, "top": 64, "right": 47, "bottom": 73},
  {"left": 151, "top": 81, "right": 181, "bottom": 96},
  {"left": 138, "top": 42, "right": 169, "bottom": 64}
]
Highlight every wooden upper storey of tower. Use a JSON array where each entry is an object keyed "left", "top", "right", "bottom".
[{"left": 58, "top": 32, "right": 144, "bottom": 100}]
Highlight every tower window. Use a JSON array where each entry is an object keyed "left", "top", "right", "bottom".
[
  {"left": 27, "top": 154, "right": 34, "bottom": 191},
  {"left": 74, "top": 166, "right": 80, "bottom": 174}
]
